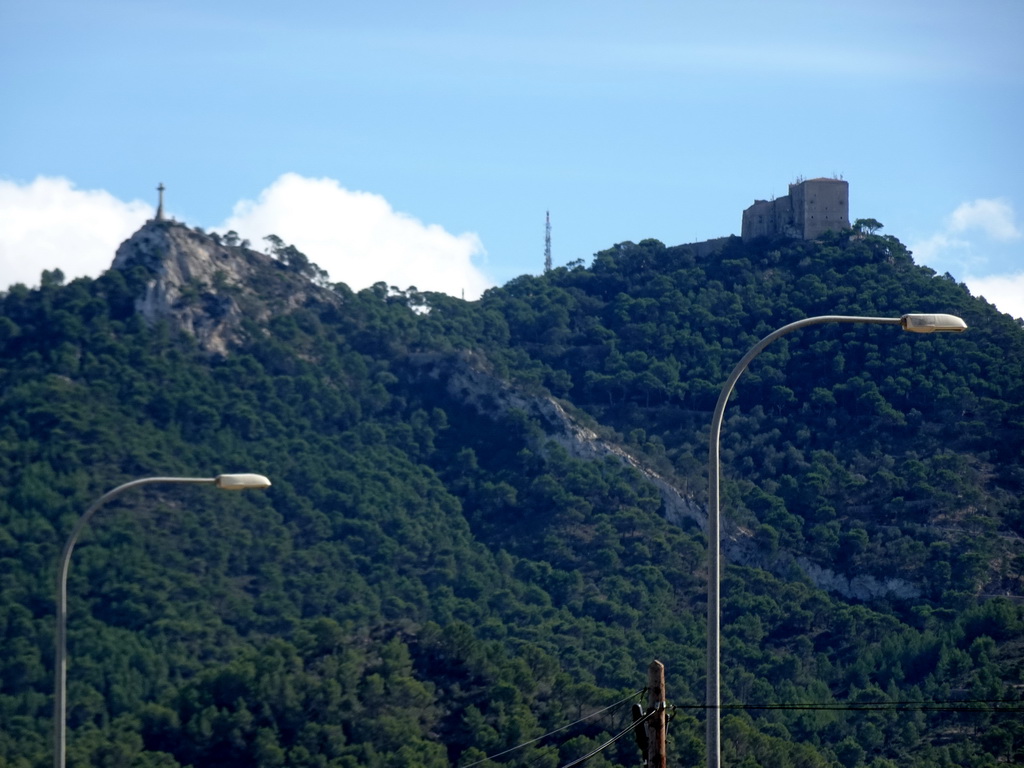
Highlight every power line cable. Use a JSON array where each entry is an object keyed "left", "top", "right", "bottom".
[
  {"left": 459, "top": 688, "right": 645, "bottom": 767},
  {"left": 672, "top": 698, "right": 1024, "bottom": 713},
  {"left": 557, "top": 707, "right": 661, "bottom": 768}
]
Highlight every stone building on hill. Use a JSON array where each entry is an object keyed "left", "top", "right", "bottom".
[{"left": 741, "top": 177, "right": 849, "bottom": 241}]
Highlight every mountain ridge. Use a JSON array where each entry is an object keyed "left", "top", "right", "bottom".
[
  {"left": 107, "top": 221, "right": 1024, "bottom": 604},
  {"left": 116, "top": 222, "right": 920, "bottom": 601},
  {"left": 1, "top": 219, "right": 1021, "bottom": 766}
]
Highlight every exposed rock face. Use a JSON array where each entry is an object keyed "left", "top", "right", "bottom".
[
  {"left": 410, "top": 350, "right": 922, "bottom": 600},
  {"left": 111, "top": 220, "right": 336, "bottom": 355},
  {"left": 796, "top": 558, "right": 921, "bottom": 600},
  {"left": 411, "top": 351, "right": 721, "bottom": 539}
]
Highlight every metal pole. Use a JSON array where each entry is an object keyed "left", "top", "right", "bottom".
[
  {"left": 706, "top": 316, "right": 901, "bottom": 768},
  {"left": 54, "top": 477, "right": 216, "bottom": 768}
]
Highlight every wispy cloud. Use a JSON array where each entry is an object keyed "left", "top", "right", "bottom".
[
  {"left": 907, "top": 231, "right": 972, "bottom": 273},
  {"left": 0, "top": 176, "right": 151, "bottom": 289},
  {"left": 910, "top": 197, "right": 1023, "bottom": 319},
  {"left": 948, "top": 198, "right": 1021, "bottom": 241},
  {"left": 910, "top": 198, "right": 1019, "bottom": 271},
  {"left": 219, "top": 173, "right": 493, "bottom": 300}
]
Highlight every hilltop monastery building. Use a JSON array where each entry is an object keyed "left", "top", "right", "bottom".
[{"left": 741, "top": 177, "right": 849, "bottom": 241}]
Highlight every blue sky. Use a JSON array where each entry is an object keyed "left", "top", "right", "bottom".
[{"left": 2, "top": 0, "right": 1022, "bottom": 316}]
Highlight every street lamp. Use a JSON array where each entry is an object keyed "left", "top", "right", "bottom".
[
  {"left": 706, "top": 314, "right": 966, "bottom": 768},
  {"left": 54, "top": 473, "right": 272, "bottom": 768}
]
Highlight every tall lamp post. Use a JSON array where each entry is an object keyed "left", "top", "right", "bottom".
[
  {"left": 54, "top": 473, "right": 272, "bottom": 768},
  {"left": 706, "top": 314, "right": 967, "bottom": 768}
]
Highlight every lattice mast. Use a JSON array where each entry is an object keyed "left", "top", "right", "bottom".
[{"left": 544, "top": 211, "right": 552, "bottom": 273}]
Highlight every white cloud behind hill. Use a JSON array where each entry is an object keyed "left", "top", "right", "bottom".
[
  {"left": 2, "top": 176, "right": 1020, "bottom": 319},
  {"left": 0, "top": 177, "right": 152, "bottom": 289},
  {"left": 218, "top": 174, "right": 492, "bottom": 300},
  {"left": 0, "top": 174, "right": 493, "bottom": 300},
  {"left": 963, "top": 273, "right": 1024, "bottom": 320},
  {"left": 909, "top": 197, "right": 1024, "bottom": 320}
]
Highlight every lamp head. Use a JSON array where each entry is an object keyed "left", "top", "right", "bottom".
[
  {"left": 900, "top": 314, "right": 968, "bottom": 333},
  {"left": 215, "top": 473, "right": 272, "bottom": 490}
]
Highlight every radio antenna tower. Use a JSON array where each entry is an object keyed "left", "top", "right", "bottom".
[{"left": 544, "top": 211, "right": 552, "bottom": 273}]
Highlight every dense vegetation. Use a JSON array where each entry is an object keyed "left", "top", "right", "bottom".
[{"left": 1, "top": 225, "right": 1022, "bottom": 767}]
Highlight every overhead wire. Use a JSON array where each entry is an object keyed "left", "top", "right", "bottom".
[
  {"left": 460, "top": 691, "right": 1022, "bottom": 767},
  {"left": 557, "top": 706, "right": 661, "bottom": 768},
  {"left": 672, "top": 698, "right": 1024, "bottom": 713},
  {"left": 553, "top": 697, "right": 1024, "bottom": 767},
  {"left": 459, "top": 688, "right": 645, "bottom": 767}
]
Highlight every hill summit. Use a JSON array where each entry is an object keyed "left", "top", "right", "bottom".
[
  {"left": 111, "top": 219, "right": 337, "bottom": 354},
  {"left": 1, "top": 217, "right": 1022, "bottom": 767}
]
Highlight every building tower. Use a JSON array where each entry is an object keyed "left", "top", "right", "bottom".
[
  {"left": 155, "top": 183, "right": 166, "bottom": 221},
  {"left": 544, "top": 211, "right": 552, "bottom": 273},
  {"left": 741, "top": 177, "right": 849, "bottom": 241}
]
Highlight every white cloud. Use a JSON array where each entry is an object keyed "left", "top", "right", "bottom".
[
  {"left": 909, "top": 199, "right": 1023, "bottom": 311},
  {"left": 0, "top": 173, "right": 493, "bottom": 301},
  {"left": 219, "top": 173, "right": 493, "bottom": 300},
  {"left": 0, "top": 176, "right": 152, "bottom": 290},
  {"left": 963, "top": 273, "right": 1024, "bottom": 320},
  {"left": 906, "top": 231, "right": 970, "bottom": 271},
  {"left": 948, "top": 198, "right": 1021, "bottom": 241},
  {"left": 909, "top": 198, "right": 1024, "bottom": 318}
]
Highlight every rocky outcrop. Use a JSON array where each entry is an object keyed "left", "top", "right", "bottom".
[
  {"left": 410, "top": 350, "right": 922, "bottom": 600},
  {"left": 110, "top": 220, "right": 336, "bottom": 355},
  {"left": 411, "top": 351, "right": 715, "bottom": 534},
  {"left": 795, "top": 558, "right": 921, "bottom": 600}
]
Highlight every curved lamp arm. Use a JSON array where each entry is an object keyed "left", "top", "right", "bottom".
[
  {"left": 706, "top": 314, "right": 965, "bottom": 768},
  {"left": 54, "top": 474, "right": 270, "bottom": 768}
]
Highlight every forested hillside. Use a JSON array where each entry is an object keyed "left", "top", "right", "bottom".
[{"left": 1, "top": 221, "right": 1022, "bottom": 767}]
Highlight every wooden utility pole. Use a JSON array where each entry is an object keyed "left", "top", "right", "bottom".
[{"left": 646, "top": 660, "right": 667, "bottom": 768}]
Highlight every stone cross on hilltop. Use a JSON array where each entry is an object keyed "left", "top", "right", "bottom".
[{"left": 156, "top": 183, "right": 166, "bottom": 221}]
